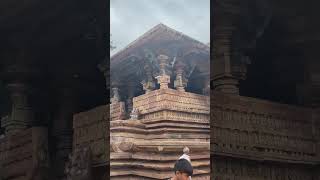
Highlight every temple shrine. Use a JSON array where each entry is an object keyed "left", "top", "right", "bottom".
[{"left": 107, "top": 23, "right": 210, "bottom": 179}]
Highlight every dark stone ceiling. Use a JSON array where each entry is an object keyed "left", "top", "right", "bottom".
[{"left": 0, "top": 0, "right": 108, "bottom": 118}]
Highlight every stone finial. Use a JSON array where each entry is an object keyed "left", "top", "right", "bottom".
[
  {"left": 130, "top": 108, "right": 139, "bottom": 120},
  {"left": 157, "top": 54, "right": 170, "bottom": 76},
  {"left": 142, "top": 64, "right": 155, "bottom": 93},
  {"left": 111, "top": 87, "right": 120, "bottom": 103},
  {"left": 174, "top": 60, "right": 188, "bottom": 92},
  {"left": 141, "top": 80, "right": 155, "bottom": 94},
  {"left": 156, "top": 75, "right": 170, "bottom": 89}
]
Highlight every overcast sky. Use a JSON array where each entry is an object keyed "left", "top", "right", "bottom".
[{"left": 110, "top": 0, "right": 210, "bottom": 56}]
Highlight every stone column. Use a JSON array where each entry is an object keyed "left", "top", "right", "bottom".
[
  {"left": 212, "top": 31, "right": 245, "bottom": 95},
  {"left": 155, "top": 54, "right": 171, "bottom": 89},
  {"left": 212, "top": 3, "right": 250, "bottom": 95},
  {"left": 174, "top": 60, "right": 188, "bottom": 92},
  {"left": 52, "top": 88, "right": 77, "bottom": 179},
  {"left": 1, "top": 83, "right": 34, "bottom": 135},
  {"left": 141, "top": 63, "right": 155, "bottom": 94}
]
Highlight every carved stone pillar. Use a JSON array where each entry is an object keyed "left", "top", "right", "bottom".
[
  {"left": 156, "top": 54, "right": 171, "bottom": 89},
  {"left": 212, "top": 26, "right": 241, "bottom": 94},
  {"left": 174, "top": 60, "right": 188, "bottom": 92},
  {"left": 52, "top": 88, "right": 78, "bottom": 179},
  {"left": 212, "top": 1, "right": 253, "bottom": 95},
  {"left": 1, "top": 83, "right": 34, "bottom": 135},
  {"left": 141, "top": 63, "right": 155, "bottom": 94}
]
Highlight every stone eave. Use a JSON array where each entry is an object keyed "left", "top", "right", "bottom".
[{"left": 110, "top": 23, "right": 210, "bottom": 66}]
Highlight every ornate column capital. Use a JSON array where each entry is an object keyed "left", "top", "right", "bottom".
[{"left": 2, "top": 82, "right": 35, "bottom": 135}]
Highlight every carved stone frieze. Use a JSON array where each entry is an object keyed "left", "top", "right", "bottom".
[{"left": 211, "top": 90, "right": 319, "bottom": 178}]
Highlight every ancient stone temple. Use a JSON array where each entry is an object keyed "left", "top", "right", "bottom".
[
  {"left": 212, "top": 0, "right": 320, "bottom": 179},
  {"left": 107, "top": 24, "right": 210, "bottom": 179}
]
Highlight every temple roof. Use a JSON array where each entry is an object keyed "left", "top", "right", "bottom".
[
  {"left": 110, "top": 23, "right": 210, "bottom": 96},
  {"left": 110, "top": 23, "right": 210, "bottom": 67}
]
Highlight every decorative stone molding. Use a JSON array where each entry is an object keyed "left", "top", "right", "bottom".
[
  {"left": 212, "top": 157, "right": 315, "bottom": 180},
  {"left": 133, "top": 88, "right": 209, "bottom": 116}
]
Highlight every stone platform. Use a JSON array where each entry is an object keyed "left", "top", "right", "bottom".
[{"left": 110, "top": 88, "right": 210, "bottom": 179}]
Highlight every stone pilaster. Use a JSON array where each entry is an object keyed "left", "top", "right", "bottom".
[{"left": 1, "top": 83, "right": 34, "bottom": 135}]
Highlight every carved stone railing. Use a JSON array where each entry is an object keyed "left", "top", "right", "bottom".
[{"left": 211, "top": 90, "right": 318, "bottom": 163}]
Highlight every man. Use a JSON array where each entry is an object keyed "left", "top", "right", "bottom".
[{"left": 169, "top": 158, "right": 193, "bottom": 180}]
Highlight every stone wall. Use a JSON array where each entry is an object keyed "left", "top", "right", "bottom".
[
  {"left": 211, "top": 90, "right": 319, "bottom": 179},
  {"left": 73, "top": 105, "right": 109, "bottom": 166}
]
